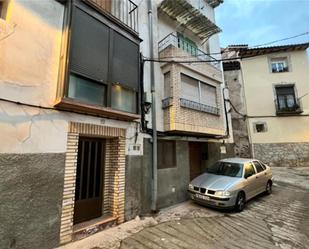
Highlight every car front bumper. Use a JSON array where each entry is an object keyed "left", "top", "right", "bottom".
[{"left": 188, "top": 190, "right": 237, "bottom": 209}]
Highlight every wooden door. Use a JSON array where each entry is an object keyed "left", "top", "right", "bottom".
[
  {"left": 189, "top": 142, "right": 202, "bottom": 181},
  {"left": 74, "top": 138, "right": 105, "bottom": 224}
]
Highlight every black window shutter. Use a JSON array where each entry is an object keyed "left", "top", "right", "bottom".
[
  {"left": 111, "top": 31, "right": 139, "bottom": 90},
  {"left": 70, "top": 7, "right": 109, "bottom": 83}
]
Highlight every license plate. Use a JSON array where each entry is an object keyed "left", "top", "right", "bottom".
[{"left": 195, "top": 194, "right": 210, "bottom": 201}]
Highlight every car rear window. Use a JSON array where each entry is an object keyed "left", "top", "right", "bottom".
[{"left": 205, "top": 162, "right": 243, "bottom": 177}]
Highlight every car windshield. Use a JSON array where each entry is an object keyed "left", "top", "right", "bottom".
[{"left": 205, "top": 161, "right": 243, "bottom": 177}]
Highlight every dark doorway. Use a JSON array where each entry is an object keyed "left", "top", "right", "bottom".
[
  {"left": 74, "top": 137, "right": 106, "bottom": 224},
  {"left": 189, "top": 142, "right": 202, "bottom": 181}
]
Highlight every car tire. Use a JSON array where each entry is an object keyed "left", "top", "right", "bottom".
[
  {"left": 266, "top": 181, "right": 272, "bottom": 195},
  {"left": 235, "top": 192, "right": 246, "bottom": 212}
]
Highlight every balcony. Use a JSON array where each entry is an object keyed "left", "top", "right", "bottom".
[
  {"left": 85, "top": 0, "right": 138, "bottom": 33},
  {"left": 158, "top": 0, "right": 221, "bottom": 42},
  {"left": 158, "top": 33, "right": 220, "bottom": 70},
  {"left": 275, "top": 99, "right": 303, "bottom": 115}
]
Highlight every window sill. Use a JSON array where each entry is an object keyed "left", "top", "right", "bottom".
[
  {"left": 276, "top": 110, "right": 303, "bottom": 116},
  {"left": 55, "top": 98, "right": 140, "bottom": 121}
]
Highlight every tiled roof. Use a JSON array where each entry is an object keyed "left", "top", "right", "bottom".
[{"left": 238, "top": 42, "right": 309, "bottom": 57}]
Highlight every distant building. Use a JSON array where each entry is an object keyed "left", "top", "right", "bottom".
[{"left": 223, "top": 43, "right": 309, "bottom": 167}]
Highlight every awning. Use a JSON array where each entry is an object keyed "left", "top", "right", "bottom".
[{"left": 158, "top": 0, "right": 221, "bottom": 41}]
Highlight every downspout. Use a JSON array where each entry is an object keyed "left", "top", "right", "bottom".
[{"left": 148, "top": 0, "right": 157, "bottom": 212}]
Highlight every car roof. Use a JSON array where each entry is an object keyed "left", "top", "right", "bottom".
[{"left": 219, "top": 158, "right": 257, "bottom": 164}]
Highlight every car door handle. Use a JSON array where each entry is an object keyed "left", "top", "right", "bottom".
[{"left": 256, "top": 176, "right": 259, "bottom": 179}]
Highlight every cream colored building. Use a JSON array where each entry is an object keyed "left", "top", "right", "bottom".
[{"left": 224, "top": 43, "right": 309, "bottom": 167}]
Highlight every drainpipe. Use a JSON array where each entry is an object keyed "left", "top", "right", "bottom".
[{"left": 148, "top": 0, "right": 157, "bottom": 212}]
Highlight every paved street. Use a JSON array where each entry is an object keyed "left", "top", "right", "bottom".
[
  {"left": 59, "top": 168, "right": 309, "bottom": 249},
  {"left": 120, "top": 182, "right": 309, "bottom": 249}
]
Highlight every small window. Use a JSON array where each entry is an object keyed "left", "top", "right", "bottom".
[
  {"left": 275, "top": 85, "right": 299, "bottom": 113},
  {"left": 254, "top": 122, "right": 267, "bottom": 133},
  {"left": 0, "top": 0, "right": 6, "bottom": 19},
  {"left": 271, "top": 57, "right": 289, "bottom": 73},
  {"left": 253, "top": 161, "right": 264, "bottom": 173},
  {"left": 164, "top": 72, "right": 171, "bottom": 98},
  {"left": 244, "top": 163, "right": 256, "bottom": 178},
  {"left": 158, "top": 140, "right": 176, "bottom": 169}
]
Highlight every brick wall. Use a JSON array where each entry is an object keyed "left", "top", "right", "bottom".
[{"left": 59, "top": 122, "right": 126, "bottom": 244}]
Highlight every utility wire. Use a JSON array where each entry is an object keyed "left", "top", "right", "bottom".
[
  {"left": 142, "top": 53, "right": 259, "bottom": 64},
  {"left": 250, "top": 31, "right": 309, "bottom": 48}
]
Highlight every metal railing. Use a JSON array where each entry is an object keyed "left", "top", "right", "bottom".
[
  {"left": 180, "top": 98, "right": 220, "bottom": 115},
  {"left": 158, "top": 33, "right": 221, "bottom": 69},
  {"left": 88, "top": 0, "right": 138, "bottom": 32},
  {"left": 274, "top": 99, "right": 302, "bottom": 115},
  {"left": 162, "top": 97, "right": 173, "bottom": 109}
]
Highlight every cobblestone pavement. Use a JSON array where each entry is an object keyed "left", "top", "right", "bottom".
[{"left": 120, "top": 182, "right": 309, "bottom": 249}]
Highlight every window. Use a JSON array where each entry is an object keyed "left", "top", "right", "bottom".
[
  {"left": 177, "top": 33, "right": 198, "bottom": 56},
  {"left": 65, "top": 3, "right": 139, "bottom": 113},
  {"left": 0, "top": 0, "right": 6, "bottom": 19},
  {"left": 181, "top": 74, "right": 217, "bottom": 108},
  {"left": 244, "top": 163, "right": 256, "bottom": 178},
  {"left": 271, "top": 57, "right": 289, "bottom": 73},
  {"left": 157, "top": 140, "right": 176, "bottom": 169},
  {"left": 181, "top": 74, "right": 200, "bottom": 102},
  {"left": 275, "top": 85, "right": 300, "bottom": 113},
  {"left": 253, "top": 161, "right": 264, "bottom": 173},
  {"left": 254, "top": 122, "right": 267, "bottom": 133},
  {"left": 164, "top": 72, "right": 171, "bottom": 98}
]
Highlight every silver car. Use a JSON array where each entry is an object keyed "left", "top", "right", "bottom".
[{"left": 188, "top": 158, "right": 273, "bottom": 211}]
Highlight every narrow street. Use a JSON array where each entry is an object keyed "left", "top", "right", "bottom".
[{"left": 120, "top": 182, "right": 309, "bottom": 249}]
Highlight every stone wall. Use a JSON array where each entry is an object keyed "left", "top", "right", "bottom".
[
  {"left": 0, "top": 153, "right": 65, "bottom": 249},
  {"left": 253, "top": 143, "right": 309, "bottom": 167},
  {"left": 224, "top": 68, "right": 252, "bottom": 158}
]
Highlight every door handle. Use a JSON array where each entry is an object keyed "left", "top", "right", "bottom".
[{"left": 256, "top": 176, "right": 259, "bottom": 179}]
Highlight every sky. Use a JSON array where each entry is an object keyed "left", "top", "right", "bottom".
[{"left": 216, "top": 0, "right": 309, "bottom": 48}]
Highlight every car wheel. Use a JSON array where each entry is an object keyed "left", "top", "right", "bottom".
[
  {"left": 235, "top": 192, "right": 246, "bottom": 212},
  {"left": 266, "top": 181, "right": 272, "bottom": 195}
]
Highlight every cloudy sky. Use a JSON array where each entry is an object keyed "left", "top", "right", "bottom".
[{"left": 216, "top": 0, "right": 309, "bottom": 48}]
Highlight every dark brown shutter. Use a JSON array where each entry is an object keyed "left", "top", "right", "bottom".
[
  {"left": 111, "top": 31, "right": 139, "bottom": 90},
  {"left": 70, "top": 7, "right": 109, "bottom": 83}
]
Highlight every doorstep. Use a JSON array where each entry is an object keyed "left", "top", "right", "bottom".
[{"left": 73, "top": 215, "right": 118, "bottom": 241}]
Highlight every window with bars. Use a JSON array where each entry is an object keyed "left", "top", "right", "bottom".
[
  {"left": 65, "top": 2, "right": 139, "bottom": 114},
  {"left": 275, "top": 85, "right": 300, "bottom": 113}
]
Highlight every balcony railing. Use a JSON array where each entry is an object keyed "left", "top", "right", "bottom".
[
  {"left": 275, "top": 99, "right": 302, "bottom": 115},
  {"left": 87, "top": 0, "right": 138, "bottom": 32},
  {"left": 180, "top": 98, "right": 220, "bottom": 115},
  {"left": 158, "top": 33, "right": 221, "bottom": 69}
]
